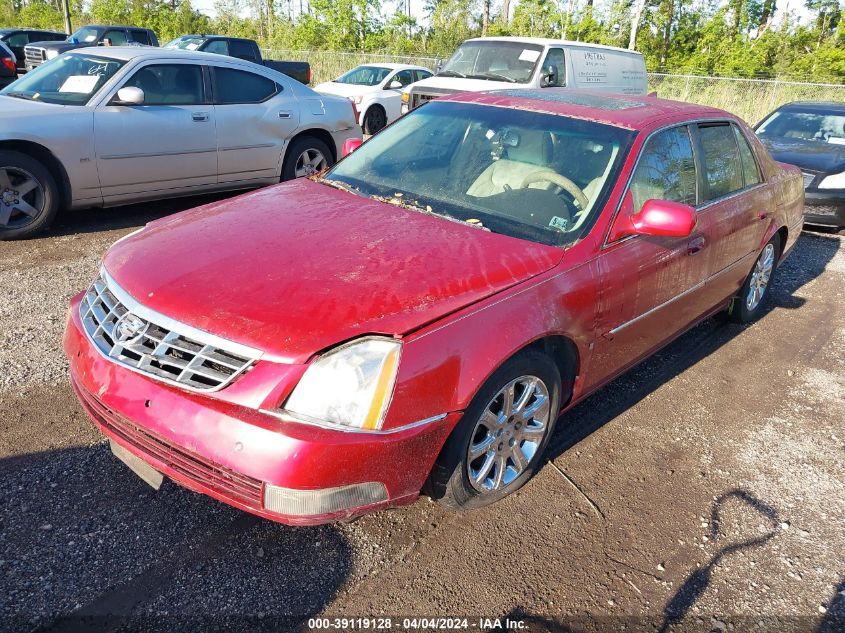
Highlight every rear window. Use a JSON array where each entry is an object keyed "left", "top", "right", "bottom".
[
  {"left": 229, "top": 40, "right": 257, "bottom": 61},
  {"left": 130, "top": 30, "right": 151, "bottom": 45},
  {"left": 212, "top": 67, "right": 278, "bottom": 104}
]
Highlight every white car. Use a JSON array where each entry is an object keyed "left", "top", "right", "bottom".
[
  {"left": 0, "top": 47, "right": 361, "bottom": 239},
  {"left": 315, "top": 63, "right": 433, "bottom": 134}
]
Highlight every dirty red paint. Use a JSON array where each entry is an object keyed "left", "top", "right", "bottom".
[{"left": 65, "top": 91, "right": 805, "bottom": 525}]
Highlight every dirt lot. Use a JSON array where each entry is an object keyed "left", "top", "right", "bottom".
[{"left": 1, "top": 199, "right": 843, "bottom": 633}]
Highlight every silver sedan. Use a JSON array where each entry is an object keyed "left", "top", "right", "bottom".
[{"left": 0, "top": 47, "right": 361, "bottom": 239}]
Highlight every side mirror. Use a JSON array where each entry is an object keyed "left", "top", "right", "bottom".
[
  {"left": 540, "top": 64, "right": 558, "bottom": 88},
  {"left": 342, "top": 138, "right": 364, "bottom": 157},
  {"left": 113, "top": 86, "right": 144, "bottom": 105},
  {"left": 387, "top": 80, "right": 402, "bottom": 90},
  {"left": 610, "top": 195, "right": 696, "bottom": 241}
]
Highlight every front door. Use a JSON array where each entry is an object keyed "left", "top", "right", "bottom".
[{"left": 93, "top": 62, "right": 217, "bottom": 201}]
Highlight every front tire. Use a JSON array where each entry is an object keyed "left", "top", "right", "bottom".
[
  {"left": 281, "top": 136, "right": 333, "bottom": 181},
  {"left": 427, "top": 350, "right": 561, "bottom": 510},
  {"left": 727, "top": 233, "right": 781, "bottom": 323},
  {"left": 0, "top": 150, "right": 60, "bottom": 240},
  {"left": 362, "top": 106, "right": 387, "bottom": 135}
]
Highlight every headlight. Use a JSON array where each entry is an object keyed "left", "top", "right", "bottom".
[
  {"left": 285, "top": 337, "right": 401, "bottom": 430},
  {"left": 819, "top": 171, "right": 845, "bottom": 190},
  {"left": 401, "top": 92, "right": 410, "bottom": 104},
  {"left": 46, "top": 49, "right": 60, "bottom": 60}
]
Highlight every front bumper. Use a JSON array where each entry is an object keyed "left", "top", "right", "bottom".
[
  {"left": 804, "top": 190, "right": 845, "bottom": 228},
  {"left": 64, "top": 294, "right": 458, "bottom": 525}
]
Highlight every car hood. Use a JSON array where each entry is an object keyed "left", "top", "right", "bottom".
[
  {"left": 26, "top": 41, "right": 78, "bottom": 51},
  {"left": 314, "top": 82, "right": 379, "bottom": 97},
  {"left": 759, "top": 136, "right": 845, "bottom": 174},
  {"left": 0, "top": 94, "right": 64, "bottom": 116},
  {"left": 103, "top": 179, "right": 564, "bottom": 362}
]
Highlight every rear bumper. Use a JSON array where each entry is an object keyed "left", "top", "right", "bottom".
[
  {"left": 804, "top": 191, "right": 845, "bottom": 228},
  {"left": 64, "top": 294, "right": 458, "bottom": 525}
]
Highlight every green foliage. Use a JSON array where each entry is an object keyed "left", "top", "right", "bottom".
[{"left": 0, "top": 0, "right": 843, "bottom": 82}]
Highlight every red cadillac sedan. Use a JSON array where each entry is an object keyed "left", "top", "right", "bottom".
[{"left": 64, "top": 90, "right": 805, "bottom": 524}]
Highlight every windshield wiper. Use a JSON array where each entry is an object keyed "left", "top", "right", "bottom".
[
  {"left": 437, "top": 70, "right": 466, "bottom": 78},
  {"left": 317, "top": 177, "right": 365, "bottom": 198},
  {"left": 469, "top": 73, "right": 517, "bottom": 83},
  {"left": 2, "top": 91, "right": 33, "bottom": 100}
]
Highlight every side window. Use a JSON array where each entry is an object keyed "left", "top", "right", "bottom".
[
  {"left": 697, "top": 123, "right": 744, "bottom": 201},
  {"left": 122, "top": 64, "right": 205, "bottom": 105},
  {"left": 229, "top": 40, "right": 257, "bottom": 61},
  {"left": 129, "top": 30, "right": 151, "bottom": 45},
  {"left": 415, "top": 70, "right": 432, "bottom": 82},
  {"left": 6, "top": 33, "right": 28, "bottom": 47},
  {"left": 102, "top": 30, "right": 128, "bottom": 46},
  {"left": 394, "top": 69, "right": 414, "bottom": 87},
  {"left": 212, "top": 67, "right": 278, "bottom": 104},
  {"left": 540, "top": 48, "right": 565, "bottom": 86},
  {"left": 630, "top": 126, "right": 697, "bottom": 213},
  {"left": 203, "top": 40, "right": 229, "bottom": 55},
  {"left": 733, "top": 124, "right": 761, "bottom": 187}
]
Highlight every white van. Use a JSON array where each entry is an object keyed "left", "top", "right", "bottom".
[{"left": 401, "top": 37, "right": 647, "bottom": 113}]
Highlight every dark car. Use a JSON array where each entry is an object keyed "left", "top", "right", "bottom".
[
  {"left": 0, "top": 40, "right": 16, "bottom": 87},
  {"left": 755, "top": 101, "right": 845, "bottom": 229},
  {"left": 0, "top": 28, "right": 66, "bottom": 73},
  {"left": 23, "top": 25, "right": 157, "bottom": 70},
  {"left": 164, "top": 35, "right": 311, "bottom": 84}
]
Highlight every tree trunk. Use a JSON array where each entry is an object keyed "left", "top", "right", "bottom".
[
  {"left": 660, "top": 0, "right": 674, "bottom": 69},
  {"left": 629, "top": 0, "right": 646, "bottom": 49},
  {"left": 482, "top": 0, "right": 490, "bottom": 35},
  {"left": 500, "top": 0, "right": 510, "bottom": 25},
  {"left": 759, "top": 0, "right": 776, "bottom": 30}
]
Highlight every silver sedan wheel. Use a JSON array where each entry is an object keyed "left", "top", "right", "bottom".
[
  {"left": 746, "top": 243, "right": 775, "bottom": 311},
  {"left": 467, "top": 375, "right": 551, "bottom": 493},
  {"left": 0, "top": 166, "right": 44, "bottom": 229},
  {"left": 294, "top": 148, "right": 328, "bottom": 178}
]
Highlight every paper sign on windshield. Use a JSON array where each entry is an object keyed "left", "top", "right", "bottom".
[
  {"left": 59, "top": 75, "right": 100, "bottom": 93},
  {"left": 518, "top": 49, "right": 541, "bottom": 63}
]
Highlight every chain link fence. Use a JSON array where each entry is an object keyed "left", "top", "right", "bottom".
[{"left": 265, "top": 48, "right": 845, "bottom": 124}]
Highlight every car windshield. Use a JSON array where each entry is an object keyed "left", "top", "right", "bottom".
[
  {"left": 439, "top": 41, "right": 544, "bottom": 84},
  {"left": 0, "top": 53, "right": 125, "bottom": 105},
  {"left": 323, "top": 101, "right": 634, "bottom": 247},
  {"left": 69, "top": 27, "right": 99, "bottom": 44},
  {"left": 334, "top": 66, "right": 391, "bottom": 86},
  {"left": 163, "top": 36, "right": 205, "bottom": 51},
  {"left": 757, "top": 109, "right": 845, "bottom": 145}
]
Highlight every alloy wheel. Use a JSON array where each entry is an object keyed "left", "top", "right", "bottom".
[
  {"left": 467, "top": 375, "right": 551, "bottom": 492},
  {"left": 0, "top": 166, "right": 44, "bottom": 229},
  {"left": 294, "top": 148, "right": 328, "bottom": 178},
  {"left": 746, "top": 243, "right": 775, "bottom": 311}
]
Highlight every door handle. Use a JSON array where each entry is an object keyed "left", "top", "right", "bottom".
[
  {"left": 192, "top": 112, "right": 209, "bottom": 122},
  {"left": 278, "top": 111, "right": 292, "bottom": 119},
  {"left": 687, "top": 236, "right": 706, "bottom": 255}
]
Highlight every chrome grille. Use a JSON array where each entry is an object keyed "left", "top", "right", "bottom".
[
  {"left": 79, "top": 272, "right": 260, "bottom": 392},
  {"left": 23, "top": 47, "right": 46, "bottom": 66}
]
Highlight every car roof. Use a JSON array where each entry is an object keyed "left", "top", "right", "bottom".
[
  {"left": 354, "top": 62, "right": 429, "bottom": 70},
  {"left": 464, "top": 36, "right": 642, "bottom": 56},
  {"left": 68, "top": 46, "right": 230, "bottom": 62},
  {"left": 778, "top": 101, "right": 845, "bottom": 113},
  {"left": 442, "top": 89, "right": 731, "bottom": 130},
  {"left": 0, "top": 28, "right": 63, "bottom": 33}
]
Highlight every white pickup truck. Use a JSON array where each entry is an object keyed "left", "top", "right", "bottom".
[{"left": 401, "top": 37, "right": 647, "bottom": 114}]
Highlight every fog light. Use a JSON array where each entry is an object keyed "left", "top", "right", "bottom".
[{"left": 263, "top": 482, "right": 387, "bottom": 516}]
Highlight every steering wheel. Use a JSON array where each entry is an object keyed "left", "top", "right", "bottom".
[{"left": 520, "top": 170, "right": 589, "bottom": 211}]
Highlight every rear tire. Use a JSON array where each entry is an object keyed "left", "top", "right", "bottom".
[
  {"left": 727, "top": 233, "right": 781, "bottom": 323},
  {"left": 427, "top": 350, "right": 561, "bottom": 510},
  {"left": 362, "top": 106, "right": 387, "bottom": 135},
  {"left": 0, "top": 150, "right": 60, "bottom": 240},
  {"left": 281, "top": 136, "right": 333, "bottom": 181}
]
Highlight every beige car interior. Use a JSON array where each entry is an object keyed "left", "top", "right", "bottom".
[{"left": 466, "top": 129, "right": 618, "bottom": 232}]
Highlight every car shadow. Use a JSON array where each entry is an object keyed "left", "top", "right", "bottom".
[
  {"left": 0, "top": 444, "right": 351, "bottom": 632},
  {"left": 47, "top": 192, "right": 239, "bottom": 238},
  {"left": 544, "top": 231, "right": 840, "bottom": 460}
]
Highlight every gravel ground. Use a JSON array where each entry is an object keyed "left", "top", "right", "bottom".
[{"left": 0, "top": 201, "right": 843, "bottom": 633}]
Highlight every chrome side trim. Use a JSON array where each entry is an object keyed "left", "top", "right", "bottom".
[
  {"left": 607, "top": 251, "right": 755, "bottom": 335},
  {"left": 259, "top": 410, "right": 450, "bottom": 435},
  {"left": 101, "top": 268, "right": 264, "bottom": 361},
  {"left": 219, "top": 143, "right": 276, "bottom": 152},
  {"left": 100, "top": 148, "right": 218, "bottom": 160}
]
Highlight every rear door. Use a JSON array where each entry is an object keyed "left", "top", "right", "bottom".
[
  {"left": 93, "top": 61, "right": 218, "bottom": 200},
  {"left": 211, "top": 63, "right": 297, "bottom": 184},
  {"left": 128, "top": 29, "right": 152, "bottom": 46},
  {"left": 228, "top": 39, "right": 260, "bottom": 63}
]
